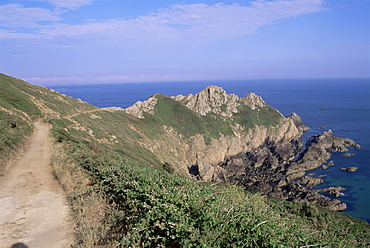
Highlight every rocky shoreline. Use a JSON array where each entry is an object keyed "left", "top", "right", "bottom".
[{"left": 191, "top": 129, "right": 360, "bottom": 211}]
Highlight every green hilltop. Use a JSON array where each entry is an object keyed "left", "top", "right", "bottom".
[{"left": 1, "top": 73, "right": 369, "bottom": 247}]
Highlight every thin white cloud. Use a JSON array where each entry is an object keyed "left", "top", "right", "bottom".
[
  {"left": 0, "top": 4, "right": 61, "bottom": 28},
  {"left": 1, "top": 0, "right": 326, "bottom": 47},
  {"left": 39, "top": 0, "right": 325, "bottom": 45},
  {"left": 47, "top": 0, "right": 96, "bottom": 9},
  {"left": 24, "top": 73, "right": 216, "bottom": 85}
]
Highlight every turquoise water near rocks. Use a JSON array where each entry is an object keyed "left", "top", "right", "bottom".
[{"left": 52, "top": 78, "right": 370, "bottom": 222}]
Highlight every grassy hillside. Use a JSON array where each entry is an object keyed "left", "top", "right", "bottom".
[
  {"left": 0, "top": 74, "right": 96, "bottom": 120},
  {"left": 145, "top": 94, "right": 235, "bottom": 143},
  {"left": 0, "top": 107, "right": 33, "bottom": 171},
  {"left": 1, "top": 74, "right": 369, "bottom": 247},
  {"left": 0, "top": 73, "right": 96, "bottom": 171}
]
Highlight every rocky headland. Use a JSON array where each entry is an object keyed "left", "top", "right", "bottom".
[{"left": 124, "top": 85, "right": 360, "bottom": 211}]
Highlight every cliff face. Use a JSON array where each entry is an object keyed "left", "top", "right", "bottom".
[{"left": 124, "top": 85, "right": 306, "bottom": 177}]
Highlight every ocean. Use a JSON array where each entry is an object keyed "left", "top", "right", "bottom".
[{"left": 51, "top": 78, "right": 370, "bottom": 223}]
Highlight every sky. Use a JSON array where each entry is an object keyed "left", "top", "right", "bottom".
[{"left": 0, "top": 0, "right": 369, "bottom": 86}]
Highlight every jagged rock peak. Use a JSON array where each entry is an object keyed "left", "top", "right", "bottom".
[
  {"left": 124, "top": 96, "right": 158, "bottom": 119},
  {"left": 174, "top": 85, "right": 267, "bottom": 117},
  {"left": 182, "top": 85, "right": 239, "bottom": 116},
  {"left": 241, "top": 93, "right": 266, "bottom": 110}
]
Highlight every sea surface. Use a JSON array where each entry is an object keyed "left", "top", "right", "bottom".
[{"left": 52, "top": 78, "right": 370, "bottom": 222}]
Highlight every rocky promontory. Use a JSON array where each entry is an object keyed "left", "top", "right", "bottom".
[{"left": 124, "top": 85, "right": 360, "bottom": 211}]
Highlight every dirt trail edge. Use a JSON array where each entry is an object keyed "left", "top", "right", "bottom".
[{"left": 0, "top": 122, "right": 73, "bottom": 248}]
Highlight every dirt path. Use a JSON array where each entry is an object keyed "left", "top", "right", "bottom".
[{"left": 0, "top": 122, "right": 73, "bottom": 248}]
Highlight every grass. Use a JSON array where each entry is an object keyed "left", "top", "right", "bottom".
[
  {"left": 0, "top": 109, "right": 34, "bottom": 171},
  {"left": 233, "top": 101, "right": 283, "bottom": 130},
  {"left": 0, "top": 73, "right": 97, "bottom": 120},
  {"left": 144, "top": 94, "right": 235, "bottom": 143}
]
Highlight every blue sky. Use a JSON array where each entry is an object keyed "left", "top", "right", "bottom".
[{"left": 0, "top": 0, "right": 369, "bottom": 85}]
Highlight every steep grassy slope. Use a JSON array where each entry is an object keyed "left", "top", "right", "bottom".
[
  {"left": 1, "top": 74, "right": 369, "bottom": 247},
  {"left": 0, "top": 73, "right": 96, "bottom": 171},
  {"left": 144, "top": 94, "right": 235, "bottom": 142},
  {"left": 0, "top": 107, "right": 33, "bottom": 171}
]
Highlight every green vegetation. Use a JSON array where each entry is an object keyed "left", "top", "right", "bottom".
[
  {"left": 233, "top": 102, "right": 283, "bottom": 130},
  {"left": 53, "top": 134, "right": 370, "bottom": 247},
  {"left": 0, "top": 73, "right": 97, "bottom": 120},
  {"left": 0, "top": 109, "right": 33, "bottom": 171},
  {"left": 0, "top": 73, "right": 96, "bottom": 170},
  {"left": 146, "top": 94, "right": 234, "bottom": 143},
  {"left": 1, "top": 74, "right": 369, "bottom": 247}
]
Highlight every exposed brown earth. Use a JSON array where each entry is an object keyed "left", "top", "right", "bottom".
[{"left": 0, "top": 122, "right": 73, "bottom": 248}]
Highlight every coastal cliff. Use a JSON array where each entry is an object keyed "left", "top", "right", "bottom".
[
  {"left": 125, "top": 86, "right": 304, "bottom": 175},
  {"left": 124, "top": 85, "right": 359, "bottom": 211}
]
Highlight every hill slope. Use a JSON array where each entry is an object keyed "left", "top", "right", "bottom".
[
  {"left": 0, "top": 73, "right": 96, "bottom": 171},
  {"left": 0, "top": 74, "right": 369, "bottom": 247}
]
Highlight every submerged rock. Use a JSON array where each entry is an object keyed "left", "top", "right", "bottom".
[
  {"left": 340, "top": 167, "right": 358, "bottom": 172},
  {"left": 342, "top": 153, "right": 356, "bottom": 157}
]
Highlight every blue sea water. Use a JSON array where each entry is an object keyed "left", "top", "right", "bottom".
[{"left": 52, "top": 78, "right": 370, "bottom": 222}]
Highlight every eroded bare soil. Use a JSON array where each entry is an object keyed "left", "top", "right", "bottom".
[{"left": 0, "top": 122, "right": 73, "bottom": 248}]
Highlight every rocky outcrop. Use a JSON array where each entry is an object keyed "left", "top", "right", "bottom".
[
  {"left": 241, "top": 92, "right": 266, "bottom": 110},
  {"left": 124, "top": 96, "right": 158, "bottom": 119},
  {"left": 214, "top": 130, "right": 359, "bottom": 211},
  {"left": 341, "top": 167, "right": 358, "bottom": 172},
  {"left": 342, "top": 153, "right": 355, "bottom": 157},
  {"left": 319, "top": 186, "right": 346, "bottom": 198},
  {"left": 128, "top": 85, "right": 272, "bottom": 119},
  {"left": 179, "top": 86, "right": 240, "bottom": 117},
  {"left": 286, "top": 130, "right": 358, "bottom": 178},
  {"left": 286, "top": 182, "right": 347, "bottom": 211},
  {"left": 287, "top": 113, "right": 309, "bottom": 133},
  {"left": 172, "top": 85, "right": 268, "bottom": 117},
  {"left": 297, "top": 176, "right": 323, "bottom": 188}
]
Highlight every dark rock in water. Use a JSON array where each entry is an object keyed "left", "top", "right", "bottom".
[
  {"left": 284, "top": 182, "right": 347, "bottom": 211},
  {"left": 342, "top": 153, "right": 356, "bottom": 157},
  {"left": 286, "top": 130, "right": 358, "bottom": 177},
  {"left": 319, "top": 186, "right": 346, "bottom": 198},
  {"left": 320, "top": 126, "right": 328, "bottom": 129},
  {"left": 297, "top": 176, "right": 323, "bottom": 188},
  {"left": 340, "top": 167, "right": 358, "bottom": 172}
]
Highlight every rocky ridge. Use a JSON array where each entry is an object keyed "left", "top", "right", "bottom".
[
  {"left": 172, "top": 86, "right": 267, "bottom": 116},
  {"left": 125, "top": 86, "right": 269, "bottom": 119},
  {"left": 124, "top": 85, "right": 360, "bottom": 211}
]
